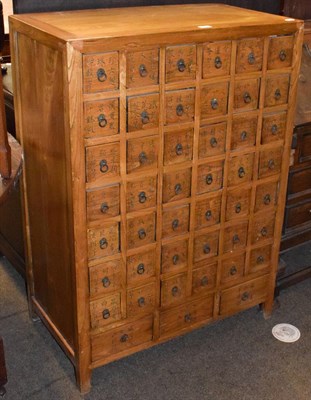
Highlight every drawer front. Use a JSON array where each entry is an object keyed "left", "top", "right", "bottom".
[
  {"left": 233, "top": 78, "right": 260, "bottom": 111},
  {"left": 258, "top": 148, "right": 282, "bottom": 178},
  {"left": 83, "top": 52, "right": 119, "bottom": 93},
  {"left": 161, "top": 273, "right": 187, "bottom": 307},
  {"left": 89, "top": 258, "right": 123, "bottom": 296},
  {"left": 227, "top": 153, "right": 254, "bottom": 187},
  {"left": 192, "top": 262, "right": 217, "bottom": 294},
  {"left": 160, "top": 295, "right": 214, "bottom": 337},
  {"left": 162, "top": 204, "right": 190, "bottom": 239},
  {"left": 92, "top": 315, "right": 153, "bottom": 361},
  {"left": 84, "top": 98, "right": 119, "bottom": 137},
  {"left": 225, "top": 187, "right": 251, "bottom": 221},
  {"left": 86, "top": 143, "right": 120, "bottom": 184},
  {"left": 127, "top": 282, "right": 157, "bottom": 317},
  {"left": 297, "top": 127, "right": 311, "bottom": 164},
  {"left": 90, "top": 292, "right": 121, "bottom": 329},
  {"left": 254, "top": 180, "right": 279, "bottom": 212},
  {"left": 264, "top": 74, "right": 290, "bottom": 107},
  {"left": 286, "top": 199, "right": 311, "bottom": 229},
  {"left": 165, "top": 89, "right": 195, "bottom": 125},
  {"left": 87, "top": 185, "right": 120, "bottom": 222},
  {"left": 126, "top": 48, "right": 159, "bottom": 88},
  {"left": 251, "top": 212, "right": 275, "bottom": 244},
  {"left": 161, "top": 239, "right": 188, "bottom": 274},
  {"left": 127, "top": 136, "right": 159, "bottom": 174},
  {"left": 166, "top": 45, "right": 196, "bottom": 83},
  {"left": 88, "top": 223, "right": 119, "bottom": 260},
  {"left": 163, "top": 168, "right": 192, "bottom": 203},
  {"left": 195, "top": 194, "right": 221, "bottom": 229},
  {"left": 268, "top": 35, "right": 294, "bottom": 70},
  {"left": 249, "top": 245, "right": 272, "bottom": 274},
  {"left": 231, "top": 116, "right": 257, "bottom": 150},
  {"left": 127, "top": 249, "right": 156, "bottom": 284},
  {"left": 201, "top": 82, "right": 229, "bottom": 119},
  {"left": 127, "top": 213, "right": 156, "bottom": 250},
  {"left": 223, "top": 222, "right": 248, "bottom": 253},
  {"left": 220, "top": 253, "right": 245, "bottom": 285},
  {"left": 126, "top": 176, "right": 157, "bottom": 212},
  {"left": 220, "top": 275, "right": 269, "bottom": 316},
  {"left": 236, "top": 38, "right": 264, "bottom": 73},
  {"left": 198, "top": 122, "right": 226, "bottom": 158},
  {"left": 202, "top": 41, "right": 231, "bottom": 78},
  {"left": 262, "top": 112, "right": 287, "bottom": 144},
  {"left": 287, "top": 167, "right": 311, "bottom": 195},
  {"left": 197, "top": 161, "right": 224, "bottom": 194},
  {"left": 164, "top": 128, "right": 193, "bottom": 165},
  {"left": 193, "top": 230, "right": 219, "bottom": 262},
  {"left": 127, "top": 94, "right": 159, "bottom": 132}
]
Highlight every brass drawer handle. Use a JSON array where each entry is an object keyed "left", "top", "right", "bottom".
[
  {"left": 203, "top": 244, "right": 211, "bottom": 254},
  {"left": 172, "top": 254, "right": 179, "bottom": 265},
  {"left": 264, "top": 194, "right": 271, "bottom": 205},
  {"left": 138, "top": 191, "right": 147, "bottom": 204},
  {"left": 141, "top": 111, "right": 150, "bottom": 124},
  {"left": 102, "top": 309, "right": 110, "bottom": 319},
  {"left": 211, "top": 98, "right": 218, "bottom": 110},
  {"left": 97, "top": 68, "right": 107, "bottom": 82},
  {"left": 243, "top": 92, "right": 252, "bottom": 104},
  {"left": 100, "top": 202, "right": 109, "bottom": 213},
  {"left": 205, "top": 210, "right": 212, "bottom": 220},
  {"left": 174, "top": 183, "right": 182, "bottom": 195},
  {"left": 240, "top": 131, "right": 247, "bottom": 141},
  {"left": 120, "top": 334, "right": 129, "bottom": 343},
  {"left": 238, "top": 166, "right": 245, "bottom": 178},
  {"left": 172, "top": 219, "right": 179, "bottom": 230},
  {"left": 235, "top": 202, "right": 242, "bottom": 214},
  {"left": 210, "top": 137, "right": 218, "bottom": 148},
  {"left": 177, "top": 58, "right": 186, "bottom": 72},
  {"left": 99, "top": 159, "right": 109, "bottom": 173},
  {"left": 257, "top": 255, "right": 264, "bottom": 264},
  {"left": 98, "top": 114, "right": 108, "bottom": 128},
  {"left": 274, "top": 89, "right": 281, "bottom": 100},
  {"left": 206, "top": 173, "right": 213, "bottom": 185},
  {"left": 138, "top": 228, "right": 146, "bottom": 240},
  {"left": 137, "top": 263, "right": 145, "bottom": 275},
  {"left": 201, "top": 276, "right": 209, "bottom": 286},
  {"left": 184, "top": 313, "right": 192, "bottom": 323},
  {"left": 138, "top": 297, "right": 145, "bottom": 307},
  {"left": 99, "top": 238, "right": 108, "bottom": 249},
  {"left": 230, "top": 266, "right": 237, "bottom": 275},
  {"left": 102, "top": 276, "right": 110, "bottom": 288},
  {"left": 171, "top": 286, "right": 179, "bottom": 296},
  {"left": 279, "top": 49, "right": 287, "bottom": 62},
  {"left": 248, "top": 52, "right": 255, "bottom": 65},
  {"left": 139, "top": 151, "right": 148, "bottom": 164},
  {"left": 232, "top": 234, "right": 240, "bottom": 244},
  {"left": 214, "top": 56, "right": 222, "bottom": 69},
  {"left": 139, "top": 64, "right": 148, "bottom": 77},
  {"left": 271, "top": 124, "right": 278, "bottom": 135},
  {"left": 175, "top": 143, "right": 183, "bottom": 155},
  {"left": 261, "top": 227, "right": 268, "bottom": 237},
  {"left": 176, "top": 104, "right": 184, "bottom": 116},
  {"left": 241, "top": 291, "right": 250, "bottom": 301},
  {"left": 268, "top": 159, "right": 275, "bottom": 170}
]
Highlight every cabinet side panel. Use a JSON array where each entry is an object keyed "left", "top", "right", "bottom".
[{"left": 15, "top": 33, "right": 74, "bottom": 346}]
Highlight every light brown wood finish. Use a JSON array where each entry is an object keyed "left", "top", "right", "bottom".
[{"left": 0, "top": 71, "right": 10, "bottom": 179}]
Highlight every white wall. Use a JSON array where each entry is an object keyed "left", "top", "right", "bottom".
[{"left": 2, "top": 0, "right": 13, "bottom": 32}]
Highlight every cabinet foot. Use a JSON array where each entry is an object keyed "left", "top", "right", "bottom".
[{"left": 75, "top": 365, "right": 91, "bottom": 394}]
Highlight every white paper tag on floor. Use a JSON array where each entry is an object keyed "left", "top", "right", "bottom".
[{"left": 272, "top": 323, "right": 301, "bottom": 343}]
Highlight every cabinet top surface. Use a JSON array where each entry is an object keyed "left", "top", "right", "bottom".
[{"left": 9, "top": 4, "right": 302, "bottom": 42}]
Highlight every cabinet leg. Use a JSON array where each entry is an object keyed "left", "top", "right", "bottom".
[{"left": 75, "top": 364, "right": 91, "bottom": 394}]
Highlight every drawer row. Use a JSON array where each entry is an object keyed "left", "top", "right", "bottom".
[
  {"left": 83, "top": 35, "right": 294, "bottom": 93},
  {"left": 84, "top": 76, "right": 290, "bottom": 136}
]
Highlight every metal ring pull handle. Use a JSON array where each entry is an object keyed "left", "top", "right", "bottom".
[
  {"left": 230, "top": 266, "right": 237, "bottom": 275},
  {"left": 240, "top": 131, "right": 247, "bottom": 141},
  {"left": 99, "top": 238, "right": 108, "bottom": 249},
  {"left": 264, "top": 194, "right": 271, "bottom": 205},
  {"left": 176, "top": 104, "right": 184, "bottom": 116},
  {"left": 100, "top": 202, "right": 109, "bottom": 213},
  {"left": 99, "top": 159, "right": 109, "bottom": 173},
  {"left": 271, "top": 124, "right": 278, "bottom": 135},
  {"left": 137, "top": 263, "right": 145, "bottom": 275},
  {"left": 172, "top": 254, "right": 179, "bottom": 265},
  {"left": 172, "top": 219, "right": 179, "bottom": 230},
  {"left": 268, "top": 159, "right": 275, "bottom": 170},
  {"left": 120, "top": 334, "right": 129, "bottom": 343},
  {"left": 171, "top": 286, "right": 179, "bottom": 296},
  {"left": 138, "top": 297, "right": 145, "bottom": 307},
  {"left": 141, "top": 111, "right": 150, "bottom": 124},
  {"left": 203, "top": 244, "right": 211, "bottom": 254},
  {"left": 98, "top": 114, "right": 108, "bottom": 128},
  {"left": 206, "top": 174, "right": 213, "bottom": 185},
  {"left": 279, "top": 49, "right": 287, "bottom": 62},
  {"left": 235, "top": 202, "right": 242, "bottom": 214},
  {"left": 205, "top": 210, "right": 212, "bottom": 220},
  {"left": 139, "top": 64, "right": 148, "bottom": 77},
  {"left": 102, "top": 277, "right": 110, "bottom": 288},
  {"left": 175, "top": 143, "right": 183, "bottom": 155},
  {"left": 232, "top": 234, "right": 240, "bottom": 244},
  {"left": 97, "top": 68, "right": 107, "bottom": 82},
  {"left": 174, "top": 183, "right": 182, "bottom": 195},
  {"left": 241, "top": 292, "right": 250, "bottom": 301},
  {"left": 138, "top": 191, "right": 147, "bottom": 204},
  {"left": 274, "top": 89, "right": 281, "bottom": 100},
  {"left": 102, "top": 309, "right": 110, "bottom": 319},
  {"left": 184, "top": 313, "right": 192, "bottom": 323},
  {"left": 248, "top": 52, "right": 255, "bottom": 65},
  {"left": 261, "top": 227, "right": 268, "bottom": 237},
  {"left": 177, "top": 59, "right": 186, "bottom": 72},
  {"left": 201, "top": 276, "right": 209, "bottom": 286},
  {"left": 211, "top": 98, "right": 218, "bottom": 110},
  {"left": 139, "top": 151, "right": 148, "bottom": 164},
  {"left": 243, "top": 92, "right": 252, "bottom": 104},
  {"left": 138, "top": 228, "right": 146, "bottom": 240},
  {"left": 257, "top": 255, "right": 264, "bottom": 264},
  {"left": 214, "top": 56, "right": 222, "bottom": 69},
  {"left": 210, "top": 137, "right": 218, "bottom": 148},
  {"left": 238, "top": 166, "right": 245, "bottom": 178}
]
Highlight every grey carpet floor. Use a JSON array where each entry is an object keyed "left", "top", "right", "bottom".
[{"left": 1, "top": 242, "right": 311, "bottom": 400}]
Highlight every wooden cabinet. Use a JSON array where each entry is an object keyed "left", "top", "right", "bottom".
[{"left": 9, "top": 4, "right": 303, "bottom": 393}]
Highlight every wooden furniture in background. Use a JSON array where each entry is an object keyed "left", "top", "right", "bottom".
[{"left": 0, "top": 337, "right": 7, "bottom": 398}]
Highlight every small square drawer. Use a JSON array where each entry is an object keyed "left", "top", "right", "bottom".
[
  {"left": 127, "top": 249, "right": 156, "bottom": 284},
  {"left": 192, "top": 262, "right": 217, "bottom": 294},
  {"left": 127, "top": 93, "right": 160, "bottom": 132},
  {"left": 220, "top": 253, "right": 245, "bottom": 285},
  {"left": 126, "top": 48, "right": 159, "bottom": 88},
  {"left": 88, "top": 223, "right": 119, "bottom": 260},
  {"left": 234, "top": 78, "right": 260, "bottom": 112},
  {"left": 236, "top": 38, "right": 264, "bottom": 73},
  {"left": 91, "top": 316, "right": 153, "bottom": 362},
  {"left": 225, "top": 187, "right": 251, "bottom": 221},
  {"left": 127, "top": 282, "right": 157, "bottom": 317},
  {"left": 249, "top": 245, "right": 272, "bottom": 274},
  {"left": 87, "top": 185, "right": 120, "bottom": 223},
  {"left": 195, "top": 194, "right": 221, "bottom": 230},
  {"left": 89, "top": 258, "right": 123, "bottom": 297},
  {"left": 127, "top": 212, "right": 156, "bottom": 250},
  {"left": 261, "top": 112, "right": 287, "bottom": 144},
  {"left": 166, "top": 45, "right": 196, "bottom": 83},
  {"left": 90, "top": 292, "right": 121, "bottom": 329},
  {"left": 197, "top": 161, "right": 224, "bottom": 194},
  {"left": 227, "top": 153, "right": 254, "bottom": 187},
  {"left": 223, "top": 221, "right": 248, "bottom": 253},
  {"left": 164, "top": 128, "right": 193, "bottom": 165},
  {"left": 258, "top": 147, "right": 282, "bottom": 178},
  {"left": 160, "top": 295, "right": 214, "bottom": 337},
  {"left": 165, "top": 89, "right": 195, "bottom": 125},
  {"left": 264, "top": 74, "right": 290, "bottom": 107},
  {"left": 86, "top": 143, "right": 120, "bottom": 185},
  {"left": 198, "top": 122, "right": 226, "bottom": 158},
  {"left": 163, "top": 168, "right": 191, "bottom": 203},
  {"left": 161, "top": 273, "right": 187, "bottom": 307},
  {"left": 219, "top": 274, "right": 269, "bottom": 316},
  {"left": 201, "top": 82, "right": 229, "bottom": 119},
  {"left": 84, "top": 98, "right": 119, "bottom": 137},
  {"left": 126, "top": 176, "right": 157, "bottom": 212},
  {"left": 268, "top": 35, "right": 294, "bottom": 70},
  {"left": 251, "top": 212, "right": 275, "bottom": 244},
  {"left": 287, "top": 167, "right": 311, "bottom": 195},
  {"left": 231, "top": 115, "right": 257, "bottom": 150},
  {"left": 162, "top": 204, "right": 190, "bottom": 239},
  {"left": 161, "top": 239, "right": 188, "bottom": 274},
  {"left": 254, "top": 180, "right": 279, "bottom": 212},
  {"left": 193, "top": 229, "right": 219, "bottom": 262},
  {"left": 127, "top": 136, "right": 159, "bottom": 174},
  {"left": 202, "top": 41, "right": 232, "bottom": 78},
  {"left": 83, "top": 52, "right": 119, "bottom": 93}
]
